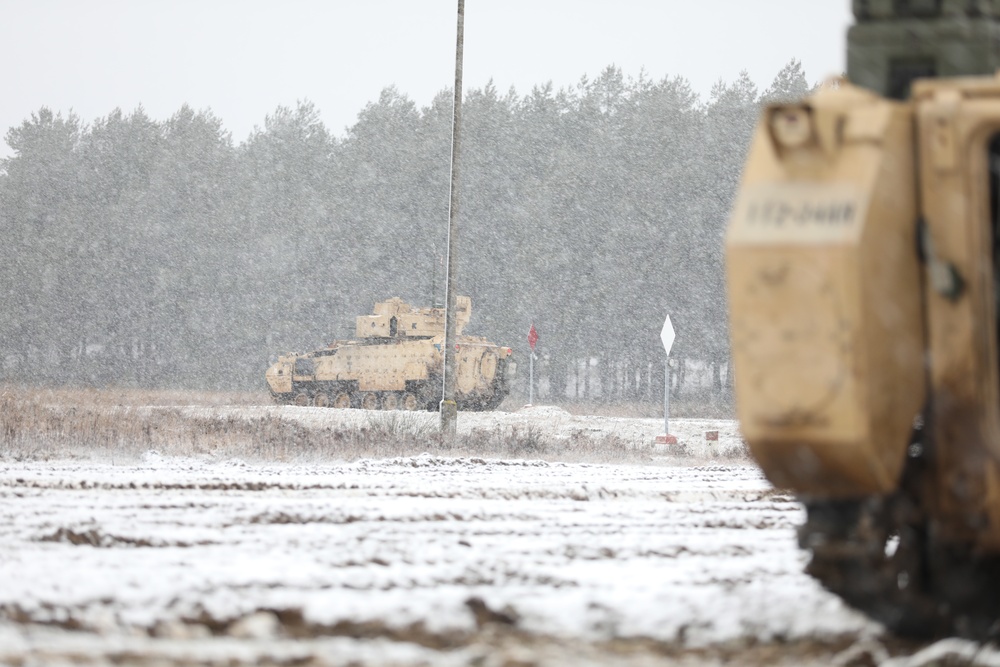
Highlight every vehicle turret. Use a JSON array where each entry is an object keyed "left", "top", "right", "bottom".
[{"left": 355, "top": 296, "right": 471, "bottom": 339}]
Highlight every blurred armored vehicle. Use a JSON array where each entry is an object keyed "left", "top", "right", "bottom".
[
  {"left": 726, "top": 0, "right": 1000, "bottom": 638},
  {"left": 266, "top": 297, "right": 514, "bottom": 411}
]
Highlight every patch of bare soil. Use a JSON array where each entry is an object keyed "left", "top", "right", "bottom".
[{"left": 0, "top": 618, "right": 929, "bottom": 667}]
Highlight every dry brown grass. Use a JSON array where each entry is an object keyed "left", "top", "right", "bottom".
[
  {"left": 0, "top": 386, "right": 293, "bottom": 462},
  {"left": 457, "top": 425, "right": 657, "bottom": 463},
  {"left": 1, "top": 385, "right": 269, "bottom": 408},
  {"left": 0, "top": 397, "right": 434, "bottom": 463},
  {"left": 0, "top": 386, "right": 664, "bottom": 464},
  {"left": 556, "top": 394, "right": 735, "bottom": 420}
]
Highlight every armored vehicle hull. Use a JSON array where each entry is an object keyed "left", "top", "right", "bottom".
[
  {"left": 725, "top": 1, "right": 1000, "bottom": 639},
  {"left": 266, "top": 297, "right": 513, "bottom": 411}
]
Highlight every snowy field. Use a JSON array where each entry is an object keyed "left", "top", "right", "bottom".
[{"left": 0, "top": 407, "right": 979, "bottom": 665}]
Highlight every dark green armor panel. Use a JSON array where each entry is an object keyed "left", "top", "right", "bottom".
[{"left": 848, "top": 0, "right": 1000, "bottom": 98}]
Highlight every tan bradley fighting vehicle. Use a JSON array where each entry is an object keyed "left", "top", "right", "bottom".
[
  {"left": 266, "top": 297, "right": 513, "bottom": 411},
  {"left": 727, "top": 0, "right": 1000, "bottom": 638}
]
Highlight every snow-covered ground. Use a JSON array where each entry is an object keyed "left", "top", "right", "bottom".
[{"left": 0, "top": 421, "right": 892, "bottom": 666}]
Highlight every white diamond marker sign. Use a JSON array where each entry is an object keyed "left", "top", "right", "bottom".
[{"left": 660, "top": 315, "right": 675, "bottom": 356}]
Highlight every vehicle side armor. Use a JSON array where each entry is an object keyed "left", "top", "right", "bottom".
[{"left": 266, "top": 297, "right": 514, "bottom": 411}]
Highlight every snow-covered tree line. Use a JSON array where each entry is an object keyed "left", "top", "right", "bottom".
[{"left": 0, "top": 61, "right": 809, "bottom": 400}]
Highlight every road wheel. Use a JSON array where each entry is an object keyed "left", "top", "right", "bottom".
[
  {"left": 361, "top": 392, "right": 380, "bottom": 410},
  {"left": 333, "top": 392, "right": 352, "bottom": 409},
  {"left": 800, "top": 497, "right": 946, "bottom": 638},
  {"left": 313, "top": 392, "right": 330, "bottom": 408},
  {"left": 293, "top": 392, "right": 310, "bottom": 406},
  {"left": 401, "top": 392, "right": 418, "bottom": 411},
  {"left": 382, "top": 393, "right": 400, "bottom": 411}
]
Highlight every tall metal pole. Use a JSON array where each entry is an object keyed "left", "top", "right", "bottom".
[
  {"left": 440, "top": 0, "right": 464, "bottom": 437},
  {"left": 664, "top": 358, "right": 670, "bottom": 436},
  {"left": 529, "top": 352, "right": 534, "bottom": 405}
]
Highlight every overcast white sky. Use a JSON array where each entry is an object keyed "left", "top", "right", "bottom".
[{"left": 2, "top": 1, "right": 851, "bottom": 151}]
